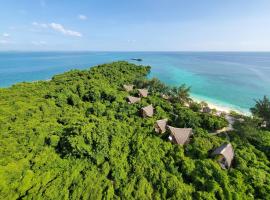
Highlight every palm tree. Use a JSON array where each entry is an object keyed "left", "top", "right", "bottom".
[
  {"left": 148, "top": 78, "right": 169, "bottom": 93},
  {"left": 250, "top": 95, "right": 270, "bottom": 129},
  {"left": 170, "top": 84, "right": 191, "bottom": 104}
]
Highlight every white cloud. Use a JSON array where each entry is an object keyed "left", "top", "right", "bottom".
[
  {"left": 49, "top": 23, "right": 82, "bottom": 37},
  {"left": 78, "top": 14, "right": 87, "bottom": 20},
  {"left": 3, "top": 33, "right": 10, "bottom": 37},
  {"left": 0, "top": 33, "right": 12, "bottom": 45},
  {"left": 32, "top": 22, "right": 82, "bottom": 37}
]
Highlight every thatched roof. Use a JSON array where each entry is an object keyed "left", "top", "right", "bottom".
[
  {"left": 127, "top": 96, "right": 141, "bottom": 104},
  {"left": 261, "top": 121, "right": 267, "bottom": 128},
  {"left": 141, "top": 104, "right": 154, "bottom": 117},
  {"left": 184, "top": 102, "right": 190, "bottom": 107},
  {"left": 215, "top": 111, "right": 224, "bottom": 117},
  {"left": 154, "top": 119, "right": 168, "bottom": 134},
  {"left": 212, "top": 143, "right": 234, "bottom": 168},
  {"left": 138, "top": 89, "right": 148, "bottom": 97},
  {"left": 167, "top": 126, "right": 193, "bottom": 145},
  {"left": 238, "top": 118, "right": 245, "bottom": 123},
  {"left": 161, "top": 94, "right": 170, "bottom": 100},
  {"left": 203, "top": 106, "right": 211, "bottom": 113},
  {"left": 123, "top": 84, "right": 134, "bottom": 92}
]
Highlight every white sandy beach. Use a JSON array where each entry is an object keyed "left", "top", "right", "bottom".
[{"left": 191, "top": 96, "right": 250, "bottom": 116}]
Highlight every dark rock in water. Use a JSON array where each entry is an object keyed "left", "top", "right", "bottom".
[{"left": 131, "top": 58, "right": 143, "bottom": 62}]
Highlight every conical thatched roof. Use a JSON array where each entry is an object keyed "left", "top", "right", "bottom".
[
  {"left": 203, "top": 106, "right": 211, "bottom": 113},
  {"left": 123, "top": 84, "right": 134, "bottom": 92},
  {"left": 141, "top": 104, "right": 154, "bottom": 117},
  {"left": 138, "top": 89, "right": 148, "bottom": 97},
  {"left": 154, "top": 119, "right": 168, "bottom": 134},
  {"left": 167, "top": 126, "right": 193, "bottom": 145},
  {"left": 127, "top": 96, "right": 141, "bottom": 104},
  {"left": 212, "top": 143, "right": 234, "bottom": 168}
]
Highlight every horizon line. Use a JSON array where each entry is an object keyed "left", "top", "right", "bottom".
[{"left": 1, "top": 50, "right": 270, "bottom": 53}]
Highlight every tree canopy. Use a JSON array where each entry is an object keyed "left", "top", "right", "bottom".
[{"left": 0, "top": 61, "right": 269, "bottom": 200}]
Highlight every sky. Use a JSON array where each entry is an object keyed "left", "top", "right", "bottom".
[{"left": 0, "top": 0, "right": 270, "bottom": 51}]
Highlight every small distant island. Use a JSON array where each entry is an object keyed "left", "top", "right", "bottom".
[
  {"left": 0, "top": 61, "right": 269, "bottom": 199},
  {"left": 131, "top": 58, "right": 143, "bottom": 61}
]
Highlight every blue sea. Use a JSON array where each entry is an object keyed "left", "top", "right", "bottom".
[{"left": 1, "top": 51, "right": 270, "bottom": 113}]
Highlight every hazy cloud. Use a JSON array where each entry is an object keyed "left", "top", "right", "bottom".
[
  {"left": 32, "top": 41, "right": 47, "bottom": 46},
  {"left": 127, "top": 39, "right": 136, "bottom": 43},
  {"left": 0, "top": 33, "right": 12, "bottom": 44},
  {"left": 32, "top": 22, "right": 82, "bottom": 37},
  {"left": 32, "top": 22, "right": 48, "bottom": 28},
  {"left": 78, "top": 14, "right": 87, "bottom": 20},
  {"left": 19, "top": 9, "right": 27, "bottom": 15},
  {"left": 2, "top": 33, "right": 10, "bottom": 37},
  {"left": 40, "top": 0, "right": 46, "bottom": 7},
  {"left": 0, "top": 39, "right": 13, "bottom": 44},
  {"left": 0, "top": 40, "right": 8, "bottom": 44}
]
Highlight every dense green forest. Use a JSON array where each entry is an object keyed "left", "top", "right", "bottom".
[{"left": 0, "top": 61, "right": 269, "bottom": 200}]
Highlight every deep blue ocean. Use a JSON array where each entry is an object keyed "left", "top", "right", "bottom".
[{"left": 1, "top": 51, "right": 270, "bottom": 113}]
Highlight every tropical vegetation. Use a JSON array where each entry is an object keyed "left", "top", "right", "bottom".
[{"left": 0, "top": 61, "right": 269, "bottom": 199}]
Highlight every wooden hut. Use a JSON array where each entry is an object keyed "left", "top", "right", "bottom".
[
  {"left": 212, "top": 143, "right": 234, "bottom": 169},
  {"left": 167, "top": 126, "right": 193, "bottom": 145},
  {"left": 127, "top": 96, "right": 141, "bottom": 104},
  {"left": 141, "top": 104, "right": 154, "bottom": 117},
  {"left": 154, "top": 119, "right": 168, "bottom": 134},
  {"left": 138, "top": 89, "right": 148, "bottom": 98},
  {"left": 123, "top": 84, "right": 134, "bottom": 92}
]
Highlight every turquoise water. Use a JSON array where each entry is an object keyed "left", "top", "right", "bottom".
[{"left": 1, "top": 51, "right": 270, "bottom": 113}]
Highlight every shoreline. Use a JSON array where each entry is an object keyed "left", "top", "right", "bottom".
[{"left": 191, "top": 94, "right": 250, "bottom": 116}]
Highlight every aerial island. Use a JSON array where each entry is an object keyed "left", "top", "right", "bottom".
[{"left": 0, "top": 61, "right": 269, "bottom": 199}]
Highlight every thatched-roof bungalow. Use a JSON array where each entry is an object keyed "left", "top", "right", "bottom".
[
  {"left": 238, "top": 118, "right": 245, "bottom": 123},
  {"left": 215, "top": 111, "right": 225, "bottom": 117},
  {"left": 141, "top": 104, "right": 154, "bottom": 117},
  {"left": 154, "top": 119, "right": 168, "bottom": 134},
  {"left": 161, "top": 94, "right": 170, "bottom": 100},
  {"left": 127, "top": 96, "right": 141, "bottom": 104},
  {"left": 138, "top": 89, "right": 148, "bottom": 98},
  {"left": 202, "top": 106, "right": 211, "bottom": 113},
  {"left": 184, "top": 102, "right": 190, "bottom": 107},
  {"left": 261, "top": 121, "right": 267, "bottom": 128},
  {"left": 123, "top": 84, "right": 134, "bottom": 92},
  {"left": 212, "top": 143, "right": 234, "bottom": 169},
  {"left": 167, "top": 126, "right": 193, "bottom": 145}
]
